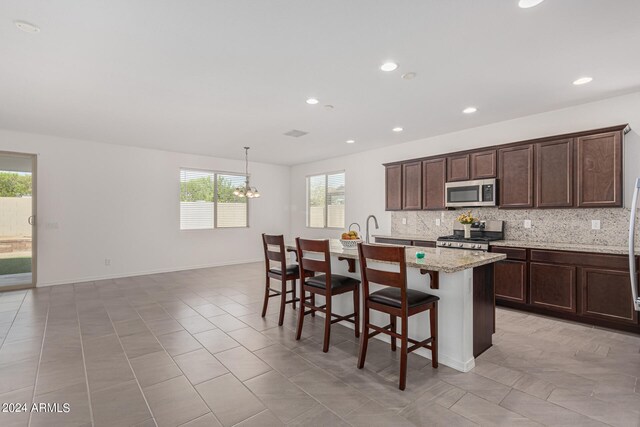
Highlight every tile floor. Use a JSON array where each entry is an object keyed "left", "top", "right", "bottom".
[{"left": 0, "top": 262, "right": 639, "bottom": 427}]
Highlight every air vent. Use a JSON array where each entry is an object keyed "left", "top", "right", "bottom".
[{"left": 284, "top": 129, "right": 308, "bottom": 138}]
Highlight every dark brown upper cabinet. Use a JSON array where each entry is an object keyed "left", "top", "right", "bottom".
[
  {"left": 447, "top": 154, "right": 470, "bottom": 182},
  {"left": 385, "top": 165, "right": 402, "bottom": 211},
  {"left": 422, "top": 158, "right": 446, "bottom": 210},
  {"left": 470, "top": 150, "right": 497, "bottom": 179},
  {"left": 536, "top": 139, "right": 573, "bottom": 208},
  {"left": 575, "top": 131, "right": 622, "bottom": 207},
  {"left": 498, "top": 144, "right": 534, "bottom": 208},
  {"left": 402, "top": 161, "right": 422, "bottom": 210}
]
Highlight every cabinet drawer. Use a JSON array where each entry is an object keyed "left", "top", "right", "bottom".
[
  {"left": 375, "top": 238, "right": 412, "bottom": 246},
  {"left": 413, "top": 240, "right": 436, "bottom": 248},
  {"left": 491, "top": 246, "right": 526, "bottom": 261},
  {"left": 530, "top": 262, "right": 577, "bottom": 313},
  {"left": 530, "top": 250, "right": 628, "bottom": 270}
]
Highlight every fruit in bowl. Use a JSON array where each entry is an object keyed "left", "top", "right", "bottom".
[
  {"left": 340, "top": 230, "right": 362, "bottom": 248},
  {"left": 341, "top": 230, "right": 359, "bottom": 240}
]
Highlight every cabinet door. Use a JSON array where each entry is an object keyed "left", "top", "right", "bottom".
[
  {"left": 402, "top": 161, "right": 422, "bottom": 210},
  {"left": 422, "top": 158, "right": 446, "bottom": 210},
  {"left": 581, "top": 268, "right": 638, "bottom": 324},
  {"left": 447, "top": 154, "right": 470, "bottom": 182},
  {"left": 385, "top": 165, "right": 402, "bottom": 211},
  {"left": 575, "top": 131, "right": 622, "bottom": 207},
  {"left": 499, "top": 144, "right": 534, "bottom": 208},
  {"left": 536, "top": 138, "right": 573, "bottom": 207},
  {"left": 470, "top": 150, "right": 497, "bottom": 179},
  {"left": 530, "top": 262, "right": 576, "bottom": 313},
  {"left": 494, "top": 260, "right": 526, "bottom": 303}
]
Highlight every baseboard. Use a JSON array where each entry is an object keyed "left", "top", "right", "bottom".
[{"left": 36, "top": 258, "right": 264, "bottom": 287}]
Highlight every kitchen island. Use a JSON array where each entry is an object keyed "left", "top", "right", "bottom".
[{"left": 287, "top": 239, "right": 506, "bottom": 372}]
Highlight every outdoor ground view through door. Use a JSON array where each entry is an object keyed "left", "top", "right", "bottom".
[{"left": 0, "top": 153, "right": 34, "bottom": 288}]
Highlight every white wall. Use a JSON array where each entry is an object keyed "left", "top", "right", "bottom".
[
  {"left": 0, "top": 129, "right": 290, "bottom": 286},
  {"left": 290, "top": 91, "right": 640, "bottom": 240}
]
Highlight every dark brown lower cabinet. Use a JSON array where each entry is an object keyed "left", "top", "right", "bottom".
[
  {"left": 530, "top": 263, "right": 576, "bottom": 313},
  {"left": 494, "top": 260, "right": 526, "bottom": 303},
  {"left": 492, "top": 245, "right": 640, "bottom": 334},
  {"left": 581, "top": 268, "right": 638, "bottom": 325}
]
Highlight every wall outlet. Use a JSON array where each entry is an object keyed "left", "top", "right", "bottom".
[
  {"left": 524, "top": 220, "right": 532, "bottom": 229},
  {"left": 402, "top": 218, "right": 407, "bottom": 225},
  {"left": 104, "top": 259, "right": 111, "bottom": 267},
  {"left": 435, "top": 218, "right": 441, "bottom": 226},
  {"left": 591, "top": 220, "right": 601, "bottom": 230}
]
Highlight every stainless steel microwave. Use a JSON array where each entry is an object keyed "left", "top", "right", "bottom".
[{"left": 445, "top": 179, "right": 497, "bottom": 207}]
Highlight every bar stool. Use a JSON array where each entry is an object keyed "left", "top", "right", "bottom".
[
  {"left": 295, "top": 238, "right": 360, "bottom": 352},
  {"left": 357, "top": 242, "right": 439, "bottom": 390},
  {"left": 262, "top": 233, "right": 309, "bottom": 326}
]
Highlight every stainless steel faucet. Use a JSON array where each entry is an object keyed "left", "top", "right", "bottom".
[{"left": 365, "top": 215, "right": 379, "bottom": 244}]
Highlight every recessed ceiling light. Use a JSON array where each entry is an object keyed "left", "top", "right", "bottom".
[
  {"left": 573, "top": 77, "right": 593, "bottom": 85},
  {"left": 306, "top": 98, "right": 319, "bottom": 105},
  {"left": 518, "top": 0, "right": 545, "bottom": 8},
  {"left": 14, "top": 20, "right": 40, "bottom": 33},
  {"left": 392, "top": 127, "right": 404, "bottom": 132},
  {"left": 380, "top": 62, "right": 398, "bottom": 72},
  {"left": 346, "top": 139, "right": 355, "bottom": 144},
  {"left": 462, "top": 107, "right": 478, "bottom": 114},
  {"left": 401, "top": 72, "right": 417, "bottom": 80}
]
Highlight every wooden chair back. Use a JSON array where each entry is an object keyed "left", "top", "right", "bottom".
[
  {"left": 296, "top": 238, "right": 331, "bottom": 281},
  {"left": 357, "top": 243, "right": 408, "bottom": 309},
  {"left": 262, "top": 233, "right": 286, "bottom": 273}
]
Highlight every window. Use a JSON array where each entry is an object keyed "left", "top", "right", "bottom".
[
  {"left": 306, "top": 171, "right": 345, "bottom": 228},
  {"left": 180, "top": 169, "right": 248, "bottom": 230}
]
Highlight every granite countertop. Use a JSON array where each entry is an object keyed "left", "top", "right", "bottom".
[
  {"left": 286, "top": 239, "right": 506, "bottom": 274},
  {"left": 490, "top": 240, "right": 640, "bottom": 256},
  {"left": 372, "top": 234, "right": 640, "bottom": 256}
]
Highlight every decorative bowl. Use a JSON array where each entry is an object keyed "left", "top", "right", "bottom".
[{"left": 340, "top": 239, "right": 362, "bottom": 249}]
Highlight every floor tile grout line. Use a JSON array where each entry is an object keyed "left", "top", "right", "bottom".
[
  {"left": 130, "top": 288, "right": 227, "bottom": 427},
  {"left": 0, "top": 289, "right": 28, "bottom": 352},
  {"left": 134, "top": 278, "right": 341, "bottom": 427},
  {"left": 496, "top": 388, "right": 617, "bottom": 427},
  {"left": 74, "top": 285, "right": 96, "bottom": 427},
  {"left": 102, "top": 293, "right": 159, "bottom": 427},
  {"left": 26, "top": 294, "right": 50, "bottom": 427}
]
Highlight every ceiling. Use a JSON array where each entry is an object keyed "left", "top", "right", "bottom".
[{"left": 1, "top": 1, "right": 640, "bottom": 165}]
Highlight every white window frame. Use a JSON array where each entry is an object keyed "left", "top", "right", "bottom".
[
  {"left": 306, "top": 170, "right": 345, "bottom": 229},
  {"left": 179, "top": 167, "right": 250, "bottom": 230}
]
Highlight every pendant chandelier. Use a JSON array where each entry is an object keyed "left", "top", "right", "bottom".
[{"left": 233, "top": 147, "right": 260, "bottom": 198}]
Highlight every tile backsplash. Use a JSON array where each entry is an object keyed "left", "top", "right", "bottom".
[{"left": 391, "top": 207, "right": 640, "bottom": 247}]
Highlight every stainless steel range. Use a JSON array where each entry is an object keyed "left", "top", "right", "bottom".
[{"left": 436, "top": 220, "right": 504, "bottom": 251}]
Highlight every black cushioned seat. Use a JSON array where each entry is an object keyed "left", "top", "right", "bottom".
[
  {"left": 306, "top": 274, "right": 360, "bottom": 290},
  {"left": 269, "top": 264, "right": 299, "bottom": 276},
  {"left": 369, "top": 288, "right": 439, "bottom": 308}
]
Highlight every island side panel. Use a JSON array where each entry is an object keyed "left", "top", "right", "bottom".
[
  {"left": 473, "top": 263, "right": 495, "bottom": 357},
  {"left": 326, "top": 255, "right": 477, "bottom": 372}
]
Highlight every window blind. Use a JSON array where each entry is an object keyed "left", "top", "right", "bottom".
[
  {"left": 217, "top": 174, "right": 248, "bottom": 228},
  {"left": 179, "top": 169, "right": 249, "bottom": 230},
  {"left": 180, "top": 169, "right": 214, "bottom": 230},
  {"left": 307, "top": 171, "right": 345, "bottom": 228}
]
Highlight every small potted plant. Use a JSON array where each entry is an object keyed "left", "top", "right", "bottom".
[{"left": 456, "top": 211, "right": 477, "bottom": 238}]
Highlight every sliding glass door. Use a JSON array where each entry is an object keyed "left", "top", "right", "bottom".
[{"left": 0, "top": 152, "right": 36, "bottom": 289}]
